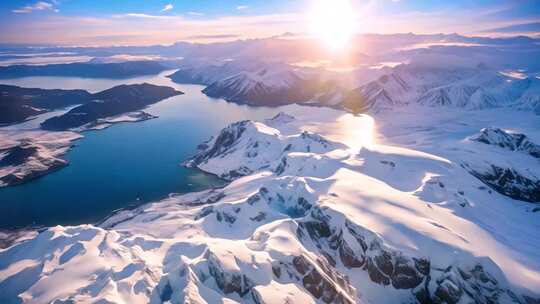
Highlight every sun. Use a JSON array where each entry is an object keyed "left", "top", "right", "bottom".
[{"left": 309, "top": 0, "right": 356, "bottom": 50}]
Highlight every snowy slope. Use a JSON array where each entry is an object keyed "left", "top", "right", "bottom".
[
  {"left": 341, "top": 64, "right": 540, "bottom": 114},
  {"left": 167, "top": 59, "right": 271, "bottom": 86},
  {"left": 201, "top": 67, "right": 326, "bottom": 106},
  {"left": 1, "top": 105, "right": 539, "bottom": 304},
  {"left": 469, "top": 127, "right": 540, "bottom": 158},
  {"left": 514, "top": 77, "right": 540, "bottom": 114}
]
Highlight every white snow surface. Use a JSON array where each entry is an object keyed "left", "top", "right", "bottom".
[
  {"left": 345, "top": 65, "right": 540, "bottom": 114},
  {"left": 0, "top": 130, "right": 82, "bottom": 187},
  {"left": 1, "top": 105, "right": 539, "bottom": 303},
  {"left": 72, "top": 111, "right": 157, "bottom": 131}
]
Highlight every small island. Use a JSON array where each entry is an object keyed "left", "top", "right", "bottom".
[
  {"left": 0, "top": 131, "right": 82, "bottom": 187},
  {"left": 41, "top": 83, "right": 183, "bottom": 130},
  {"left": 0, "top": 84, "right": 93, "bottom": 125},
  {"left": 0, "top": 83, "right": 183, "bottom": 187}
]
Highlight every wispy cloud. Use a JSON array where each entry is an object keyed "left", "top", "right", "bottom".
[
  {"left": 481, "top": 22, "right": 540, "bottom": 34},
  {"left": 236, "top": 5, "right": 249, "bottom": 10},
  {"left": 3, "top": 1, "right": 538, "bottom": 47},
  {"left": 185, "top": 34, "right": 239, "bottom": 40},
  {"left": 12, "top": 1, "right": 56, "bottom": 13},
  {"left": 161, "top": 4, "right": 173, "bottom": 12},
  {"left": 113, "top": 13, "right": 176, "bottom": 20},
  {"left": 0, "top": 13, "right": 305, "bottom": 45}
]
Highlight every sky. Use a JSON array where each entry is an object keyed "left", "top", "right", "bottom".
[{"left": 0, "top": 0, "right": 539, "bottom": 46}]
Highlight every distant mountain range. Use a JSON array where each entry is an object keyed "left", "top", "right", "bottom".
[
  {"left": 167, "top": 59, "right": 540, "bottom": 114},
  {"left": 0, "top": 61, "right": 169, "bottom": 79},
  {"left": 343, "top": 65, "right": 540, "bottom": 114},
  {"left": 2, "top": 32, "right": 539, "bottom": 68}
]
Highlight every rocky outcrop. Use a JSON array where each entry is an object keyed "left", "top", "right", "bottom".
[
  {"left": 271, "top": 255, "right": 357, "bottom": 304},
  {"left": 185, "top": 115, "right": 343, "bottom": 180},
  {"left": 296, "top": 206, "right": 531, "bottom": 304},
  {"left": 463, "top": 163, "right": 540, "bottom": 203},
  {"left": 205, "top": 250, "right": 255, "bottom": 296},
  {"left": 461, "top": 128, "right": 540, "bottom": 203},
  {"left": 186, "top": 120, "right": 251, "bottom": 169},
  {"left": 470, "top": 127, "right": 540, "bottom": 158}
]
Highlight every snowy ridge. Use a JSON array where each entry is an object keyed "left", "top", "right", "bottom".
[
  {"left": 469, "top": 127, "right": 540, "bottom": 159},
  {"left": 342, "top": 73, "right": 412, "bottom": 113},
  {"left": 169, "top": 58, "right": 540, "bottom": 113},
  {"left": 1, "top": 105, "right": 539, "bottom": 303},
  {"left": 201, "top": 67, "right": 323, "bottom": 106},
  {"left": 417, "top": 85, "right": 497, "bottom": 109},
  {"left": 341, "top": 65, "right": 540, "bottom": 114},
  {"left": 462, "top": 127, "right": 540, "bottom": 202},
  {"left": 185, "top": 113, "right": 345, "bottom": 180},
  {"left": 167, "top": 59, "right": 272, "bottom": 85},
  {"left": 514, "top": 77, "right": 540, "bottom": 114}
]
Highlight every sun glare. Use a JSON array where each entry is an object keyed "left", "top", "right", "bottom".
[{"left": 310, "top": 0, "right": 356, "bottom": 50}]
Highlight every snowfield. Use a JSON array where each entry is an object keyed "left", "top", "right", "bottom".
[
  {"left": 1, "top": 104, "right": 539, "bottom": 303},
  {"left": 0, "top": 130, "right": 82, "bottom": 187}
]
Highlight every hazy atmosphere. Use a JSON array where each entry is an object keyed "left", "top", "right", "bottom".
[
  {"left": 1, "top": 0, "right": 539, "bottom": 45},
  {"left": 0, "top": 1, "right": 539, "bottom": 303}
]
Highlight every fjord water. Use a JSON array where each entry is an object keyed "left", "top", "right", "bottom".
[{"left": 0, "top": 71, "right": 281, "bottom": 229}]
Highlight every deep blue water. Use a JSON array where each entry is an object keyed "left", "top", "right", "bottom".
[{"left": 0, "top": 72, "right": 280, "bottom": 229}]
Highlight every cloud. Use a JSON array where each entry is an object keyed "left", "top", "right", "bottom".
[
  {"left": 12, "top": 1, "right": 55, "bottom": 13},
  {"left": 161, "top": 4, "right": 173, "bottom": 12},
  {"left": 185, "top": 34, "right": 240, "bottom": 40},
  {"left": 4, "top": 3, "right": 537, "bottom": 47},
  {"left": 0, "top": 13, "right": 306, "bottom": 46},
  {"left": 236, "top": 5, "right": 249, "bottom": 10},
  {"left": 113, "top": 13, "right": 176, "bottom": 20},
  {"left": 481, "top": 22, "right": 540, "bottom": 34}
]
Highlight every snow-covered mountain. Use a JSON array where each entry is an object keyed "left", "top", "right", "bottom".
[
  {"left": 514, "top": 77, "right": 540, "bottom": 114},
  {"left": 341, "top": 73, "right": 412, "bottom": 112},
  {"left": 461, "top": 127, "right": 540, "bottom": 202},
  {"left": 469, "top": 127, "right": 540, "bottom": 158},
  {"left": 167, "top": 59, "right": 271, "bottom": 86},
  {"left": 2, "top": 105, "right": 539, "bottom": 303},
  {"left": 184, "top": 60, "right": 540, "bottom": 114},
  {"left": 201, "top": 67, "right": 329, "bottom": 106},
  {"left": 341, "top": 64, "right": 540, "bottom": 114}
]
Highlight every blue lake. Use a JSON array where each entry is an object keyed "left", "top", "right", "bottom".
[{"left": 0, "top": 71, "right": 281, "bottom": 229}]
